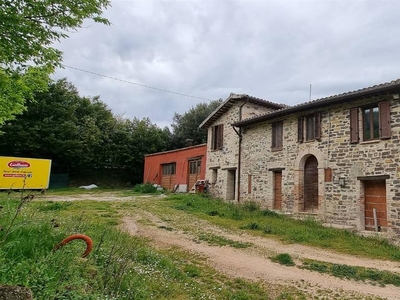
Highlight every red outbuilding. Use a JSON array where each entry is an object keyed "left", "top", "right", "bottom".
[{"left": 143, "top": 144, "right": 207, "bottom": 192}]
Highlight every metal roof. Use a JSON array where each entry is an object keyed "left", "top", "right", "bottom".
[
  {"left": 233, "top": 79, "right": 400, "bottom": 127},
  {"left": 144, "top": 143, "right": 207, "bottom": 157},
  {"left": 199, "top": 93, "right": 287, "bottom": 129}
]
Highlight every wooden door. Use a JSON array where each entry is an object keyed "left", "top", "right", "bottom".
[
  {"left": 161, "top": 163, "right": 176, "bottom": 190},
  {"left": 274, "top": 171, "right": 282, "bottom": 210},
  {"left": 304, "top": 155, "right": 318, "bottom": 211},
  {"left": 364, "top": 180, "right": 387, "bottom": 231},
  {"left": 188, "top": 159, "right": 201, "bottom": 191}
]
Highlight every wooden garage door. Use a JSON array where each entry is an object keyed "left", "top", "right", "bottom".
[
  {"left": 364, "top": 180, "right": 387, "bottom": 231},
  {"left": 304, "top": 155, "right": 318, "bottom": 211},
  {"left": 274, "top": 171, "right": 282, "bottom": 210},
  {"left": 188, "top": 159, "right": 201, "bottom": 191},
  {"left": 161, "top": 163, "right": 176, "bottom": 190}
]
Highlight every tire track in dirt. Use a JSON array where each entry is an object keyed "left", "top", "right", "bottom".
[
  {"left": 121, "top": 211, "right": 400, "bottom": 300},
  {"left": 40, "top": 193, "right": 400, "bottom": 299}
]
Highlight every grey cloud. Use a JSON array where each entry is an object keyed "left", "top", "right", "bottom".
[{"left": 54, "top": 0, "right": 400, "bottom": 127}]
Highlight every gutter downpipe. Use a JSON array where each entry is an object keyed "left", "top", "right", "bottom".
[{"left": 236, "top": 100, "right": 247, "bottom": 203}]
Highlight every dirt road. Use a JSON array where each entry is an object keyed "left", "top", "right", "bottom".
[{"left": 45, "top": 192, "right": 400, "bottom": 299}]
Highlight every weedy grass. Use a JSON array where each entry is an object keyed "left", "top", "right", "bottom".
[
  {"left": 197, "top": 233, "right": 252, "bottom": 248},
  {"left": 166, "top": 193, "right": 400, "bottom": 261},
  {"left": 0, "top": 191, "right": 306, "bottom": 299},
  {"left": 301, "top": 259, "right": 400, "bottom": 287},
  {"left": 271, "top": 253, "right": 296, "bottom": 266},
  {"left": 45, "top": 187, "right": 117, "bottom": 195},
  {"left": 132, "top": 183, "right": 159, "bottom": 194}
]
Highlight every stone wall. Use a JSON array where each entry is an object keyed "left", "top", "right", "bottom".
[
  {"left": 239, "top": 94, "right": 400, "bottom": 235},
  {"left": 206, "top": 101, "right": 275, "bottom": 200}
]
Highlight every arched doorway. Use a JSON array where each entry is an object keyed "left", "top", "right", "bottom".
[{"left": 304, "top": 155, "right": 318, "bottom": 211}]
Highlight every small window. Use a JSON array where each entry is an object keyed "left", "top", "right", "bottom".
[
  {"left": 298, "top": 113, "right": 321, "bottom": 143},
  {"left": 271, "top": 121, "right": 283, "bottom": 150},
  {"left": 211, "top": 124, "right": 224, "bottom": 150},
  {"left": 162, "top": 163, "right": 176, "bottom": 175},
  {"left": 351, "top": 100, "right": 391, "bottom": 143},
  {"left": 363, "top": 106, "right": 379, "bottom": 140},
  {"left": 189, "top": 160, "right": 201, "bottom": 174},
  {"left": 306, "top": 115, "right": 315, "bottom": 141}
]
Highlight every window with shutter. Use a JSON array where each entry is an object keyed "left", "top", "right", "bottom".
[
  {"left": 357, "top": 100, "right": 391, "bottom": 142},
  {"left": 298, "top": 117, "right": 304, "bottom": 143},
  {"left": 211, "top": 124, "right": 224, "bottom": 150},
  {"left": 315, "top": 113, "right": 321, "bottom": 140},
  {"left": 350, "top": 107, "right": 359, "bottom": 143},
  {"left": 298, "top": 113, "right": 321, "bottom": 142},
  {"left": 271, "top": 121, "right": 283, "bottom": 150},
  {"left": 363, "top": 106, "right": 379, "bottom": 140},
  {"left": 306, "top": 115, "right": 315, "bottom": 141},
  {"left": 379, "top": 100, "right": 391, "bottom": 139}
]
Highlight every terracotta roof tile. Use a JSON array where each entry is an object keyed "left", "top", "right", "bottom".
[
  {"left": 233, "top": 79, "right": 400, "bottom": 127},
  {"left": 199, "top": 93, "right": 286, "bottom": 129}
]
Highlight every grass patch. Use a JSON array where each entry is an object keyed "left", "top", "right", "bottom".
[
  {"left": 302, "top": 259, "right": 400, "bottom": 286},
  {"left": 132, "top": 183, "right": 159, "bottom": 194},
  {"left": 0, "top": 191, "right": 306, "bottom": 299},
  {"left": 158, "top": 225, "right": 174, "bottom": 231},
  {"left": 271, "top": 253, "right": 295, "bottom": 266},
  {"left": 37, "top": 201, "right": 72, "bottom": 211},
  {"left": 197, "top": 233, "right": 252, "bottom": 248},
  {"left": 183, "top": 264, "right": 201, "bottom": 277},
  {"left": 165, "top": 193, "right": 400, "bottom": 262},
  {"left": 45, "top": 187, "right": 119, "bottom": 195},
  {"left": 240, "top": 222, "right": 261, "bottom": 230}
]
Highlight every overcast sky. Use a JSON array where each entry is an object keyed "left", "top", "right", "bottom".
[{"left": 53, "top": 0, "right": 400, "bottom": 128}]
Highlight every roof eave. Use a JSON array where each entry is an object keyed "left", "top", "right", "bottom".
[
  {"left": 233, "top": 81, "right": 400, "bottom": 128},
  {"left": 199, "top": 94, "right": 286, "bottom": 129},
  {"left": 198, "top": 94, "right": 243, "bottom": 129}
]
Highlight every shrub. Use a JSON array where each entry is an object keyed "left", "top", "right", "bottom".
[
  {"left": 243, "top": 201, "right": 259, "bottom": 212},
  {"left": 271, "top": 253, "right": 295, "bottom": 266},
  {"left": 133, "top": 183, "right": 158, "bottom": 193},
  {"left": 208, "top": 210, "right": 220, "bottom": 216},
  {"left": 262, "top": 209, "right": 280, "bottom": 217},
  {"left": 240, "top": 222, "right": 260, "bottom": 230}
]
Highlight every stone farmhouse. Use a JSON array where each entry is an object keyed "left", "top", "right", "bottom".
[{"left": 200, "top": 79, "right": 400, "bottom": 236}]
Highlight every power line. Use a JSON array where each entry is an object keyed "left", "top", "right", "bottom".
[{"left": 62, "top": 64, "right": 214, "bottom": 101}]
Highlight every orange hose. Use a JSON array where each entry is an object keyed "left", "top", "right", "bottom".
[{"left": 53, "top": 234, "right": 93, "bottom": 258}]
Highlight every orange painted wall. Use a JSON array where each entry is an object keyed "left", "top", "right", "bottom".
[{"left": 143, "top": 144, "right": 207, "bottom": 187}]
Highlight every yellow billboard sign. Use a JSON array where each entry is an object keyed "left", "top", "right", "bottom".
[{"left": 0, "top": 156, "right": 52, "bottom": 189}]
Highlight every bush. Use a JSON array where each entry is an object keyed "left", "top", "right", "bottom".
[
  {"left": 133, "top": 183, "right": 158, "bottom": 193},
  {"left": 243, "top": 201, "right": 259, "bottom": 212},
  {"left": 239, "top": 222, "right": 260, "bottom": 230},
  {"left": 271, "top": 253, "right": 295, "bottom": 266}
]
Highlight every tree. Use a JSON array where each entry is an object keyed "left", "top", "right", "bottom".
[
  {"left": 0, "top": 79, "right": 116, "bottom": 171},
  {"left": 110, "top": 117, "right": 171, "bottom": 184},
  {"left": 0, "top": 79, "right": 172, "bottom": 185},
  {"left": 0, "top": 0, "right": 110, "bottom": 125},
  {"left": 0, "top": 66, "right": 50, "bottom": 126},
  {"left": 170, "top": 100, "right": 222, "bottom": 149}
]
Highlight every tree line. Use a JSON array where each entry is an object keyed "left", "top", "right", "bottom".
[{"left": 0, "top": 78, "right": 221, "bottom": 185}]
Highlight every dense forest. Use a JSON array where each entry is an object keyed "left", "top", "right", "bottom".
[{"left": 0, "top": 78, "right": 221, "bottom": 186}]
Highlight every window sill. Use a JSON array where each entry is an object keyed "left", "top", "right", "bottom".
[{"left": 360, "top": 140, "right": 380, "bottom": 145}]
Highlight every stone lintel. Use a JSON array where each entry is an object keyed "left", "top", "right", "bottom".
[{"left": 357, "top": 175, "right": 390, "bottom": 181}]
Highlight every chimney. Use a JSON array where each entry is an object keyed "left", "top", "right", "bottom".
[{"left": 185, "top": 139, "right": 193, "bottom": 147}]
